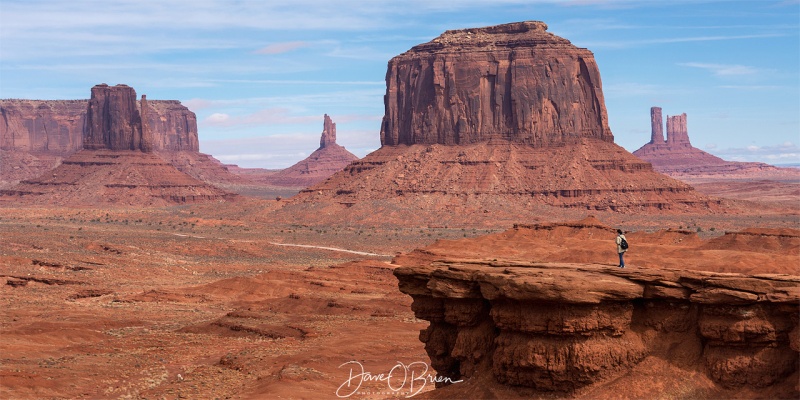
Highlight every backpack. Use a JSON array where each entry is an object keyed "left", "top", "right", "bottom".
[{"left": 620, "top": 237, "right": 629, "bottom": 250}]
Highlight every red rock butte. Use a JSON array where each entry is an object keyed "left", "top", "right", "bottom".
[
  {"left": 633, "top": 106, "right": 788, "bottom": 176},
  {"left": 284, "top": 21, "right": 719, "bottom": 220},
  {"left": 0, "top": 84, "right": 235, "bottom": 206},
  {"left": 381, "top": 21, "right": 612, "bottom": 146},
  {"left": 263, "top": 114, "right": 359, "bottom": 187}
]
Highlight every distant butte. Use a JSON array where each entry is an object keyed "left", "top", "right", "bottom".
[
  {"left": 0, "top": 84, "right": 235, "bottom": 206},
  {"left": 263, "top": 114, "right": 359, "bottom": 187},
  {"left": 279, "top": 21, "right": 720, "bottom": 224},
  {"left": 633, "top": 106, "right": 792, "bottom": 177}
]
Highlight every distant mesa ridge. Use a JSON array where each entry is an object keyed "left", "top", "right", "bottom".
[
  {"left": 0, "top": 84, "right": 235, "bottom": 206},
  {"left": 0, "top": 83, "right": 199, "bottom": 155}
]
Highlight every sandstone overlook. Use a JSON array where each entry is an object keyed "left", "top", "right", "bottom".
[{"left": 393, "top": 218, "right": 800, "bottom": 398}]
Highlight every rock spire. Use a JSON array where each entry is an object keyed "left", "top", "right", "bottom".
[{"left": 320, "top": 114, "right": 336, "bottom": 148}]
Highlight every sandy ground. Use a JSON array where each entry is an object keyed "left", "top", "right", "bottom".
[{"left": 1, "top": 182, "right": 798, "bottom": 398}]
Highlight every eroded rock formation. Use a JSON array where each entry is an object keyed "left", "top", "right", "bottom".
[
  {"left": 0, "top": 149, "right": 236, "bottom": 206},
  {"left": 263, "top": 114, "right": 358, "bottom": 187},
  {"left": 381, "top": 21, "right": 613, "bottom": 146},
  {"left": 633, "top": 107, "right": 790, "bottom": 177},
  {"left": 393, "top": 221, "right": 800, "bottom": 398},
  {"left": 84, "top": 84, "right": 149, "bottom": 151},
  {"left": 283, "top": 22, "right": 719, "bottom": 220},
  {"left": 0, "top": 85, "right": 235, "bottom": 205}
]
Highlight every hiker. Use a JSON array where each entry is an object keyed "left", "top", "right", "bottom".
[{"left": 615, "top": 229, "right": 628, "bottom": 268}]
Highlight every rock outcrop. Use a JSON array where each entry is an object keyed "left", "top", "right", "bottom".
[
  {"left": 393, "top": 221, "right": 800, "bottom": 398},
  {"left": 263, "top": 114, "right": 358, "bottom": 187},
  {"left": 381, "top": 21, "right": 613, "bottom": 147},
  {"left": 633, "top": 107, "right": 793, "bottom": 178},
  {"left": 281, "top": 22, "right": 720, "bottom": 223}
]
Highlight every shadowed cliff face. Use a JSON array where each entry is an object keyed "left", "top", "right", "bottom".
[
  {"left": 380, "top": 21, "right": 612, "bottom": 146},
  {"left": 392, "top": 221, "right": 800, "bottom": 398}
]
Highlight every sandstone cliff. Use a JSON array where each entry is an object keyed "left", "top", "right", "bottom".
[
  {"left": 381, "top": 21, "right": 613, "bottom": 147},
  {"left": 0, "top": 100, "right": 86, "bottom": 154},
  {"left": 393, "top": 220, "right": 800, "bottom": 398}
]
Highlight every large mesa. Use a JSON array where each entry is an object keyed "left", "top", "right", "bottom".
[{"left": 280, "top": 21, "right": 719, "bottom": 223}]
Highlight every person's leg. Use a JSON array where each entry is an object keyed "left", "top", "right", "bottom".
[{"left": 619, "top": 252, "right": 625, "bottom": 268}]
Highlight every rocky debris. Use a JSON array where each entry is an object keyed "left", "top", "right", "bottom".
[
  {"left": 393, "top": 221, "right": 800, "bottom": 398},
  {"left": 263, "top": 114, "right": 358, "bottom": 187},
  {"left": 0, "top": 149, "right": 236, "bottom": 206},
  {"left": 284, "top": 22, "right": 719, "bottom": 221},
  {"left": 633, "top": 107, "right": 796, "bottom": 179},
  {"left": 381, "top": 21, "right": 613, "bottom": 147}
]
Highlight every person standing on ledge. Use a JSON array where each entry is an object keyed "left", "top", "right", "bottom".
[{"left": 616, "top": 229, "right": 628, "bottom": 268}]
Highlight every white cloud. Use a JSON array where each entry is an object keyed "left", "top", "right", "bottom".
[
  {"left": 710, "top": 142, "right": 800, "bottom": 164},
  {"left": 678, "top": 62, "right": 759, "bottom": 76},
  {"left": 206, "top": 113, "right": 230, "bottom": 123},
  {"left": 254, "top": 41, "right": 310, "bottom": 55}
]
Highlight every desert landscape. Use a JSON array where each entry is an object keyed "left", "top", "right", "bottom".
[{"left": 1, "top": 17, "right": 799, "bottom": 400}]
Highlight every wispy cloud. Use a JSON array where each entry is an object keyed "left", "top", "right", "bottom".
[
  {"left": 202, "top": 108, "right": 321, "bottom": 128},
  {"left": 678, "top": 62, "right": 759, "bottom": 76},
  {"left": 254, "top": 41, "right": 310, "bottom": 55},
  {"left": 583, "top": 33, "right": 785, "bottom": 49},
  {"left": 711, "top": 141, "right": 800, "bottom": 163}
]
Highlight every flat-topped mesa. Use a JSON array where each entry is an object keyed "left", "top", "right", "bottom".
[
  {"left": 380, "top": 20, "right": 613, "bottom": 146},
  {"left": 320, "top": 113, "right": 337, "bottom": 149}
]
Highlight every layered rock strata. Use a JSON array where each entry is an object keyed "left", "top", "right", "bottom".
[
  {"left": 0, "top": 100, "right": 86, "bottom": 154},
  {"left": 394, "top": 245, "right": 799, "bottom": 397},
  {"left": 0, "top": 150, "right": 236, "bottom": 206},
  {"left": 264, "top": 114, "right": 358, "bottom": 187},
  {"left": 381, "top": 21, "right": 612, "bottom": 147}
]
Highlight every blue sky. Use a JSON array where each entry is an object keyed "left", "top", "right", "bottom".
[{"left": 1, "top": 0, "right": 798, "bottom": 168}]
